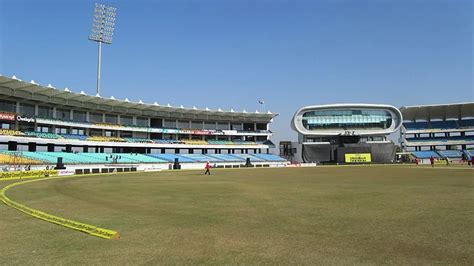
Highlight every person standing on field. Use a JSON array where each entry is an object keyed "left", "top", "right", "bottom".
[
  {"left": 204, "top": 161, "right": 211, "bottom": 175},
  {"left": 429, "top": 156, "right": 435, "bottom": 167}
]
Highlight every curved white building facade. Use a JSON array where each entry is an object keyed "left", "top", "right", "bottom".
[
  {"left": 292, "top": 104, "right": 402, "bottom": 137},
  {"left": 290, "top": 104, "right": 403, "bottom": 164}
]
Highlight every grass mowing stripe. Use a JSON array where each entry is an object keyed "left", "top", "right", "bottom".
[{"left": 0, "top": 175, "right": 119, "bottom": 240}]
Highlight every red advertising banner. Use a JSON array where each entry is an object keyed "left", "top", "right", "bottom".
[{"left": 0, "top": 112, "right": 16, "bottom": 121}]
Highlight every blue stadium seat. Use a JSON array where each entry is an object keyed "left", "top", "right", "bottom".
[
  {"left": 404, "top": 122, "right": 429, "bottom": 130},
  {"left": 182, "top": 154, "right": 220, "bottom": 162},
  {"left": 60, "top": 134, "right": 88, "bottom": 141},
  {"left": 205, "top": 154, "right": 246, "bottom": 162},
  {"left": 463, "top": 150, "right": 474, "bottom": 158},
  {"left": 458, "top": 119, "right": 474, "bottom": 128},
  {"left": 405, "top": 136, "right": 474, "bottom": 143},
  {"left": 411, "top": 151, "right": 440, "bottom": 159},
  {"left": 430, "top": 120, "right": 457, "bottom": 129},
  {"left": 231, "top": 154, "right": 266, "bottom": 162},
  {"left": 252, "top": 154, "right": 287, "bottom": 162},
  {"left": 147, "top": 153, "right": 196, "bottom": 163},
  {"left": 437, "top": 150, "right": 463, "bottom": 158}
]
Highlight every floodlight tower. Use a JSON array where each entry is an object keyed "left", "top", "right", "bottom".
[{"left": 89, "top": 3, "right": 116, "bottom": 95}]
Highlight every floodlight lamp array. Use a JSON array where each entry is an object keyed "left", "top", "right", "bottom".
[{"left": 88, "top": 3, "right": 116, "bottom": 44}]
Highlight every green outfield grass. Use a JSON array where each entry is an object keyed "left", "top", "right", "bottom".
[{"left": 0, "top": 166, "right": 472, "bottom": 264}]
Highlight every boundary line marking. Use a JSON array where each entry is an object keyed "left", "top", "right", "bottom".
[{"left": 0, "top": 174, "right": 120, "bottom": 240}]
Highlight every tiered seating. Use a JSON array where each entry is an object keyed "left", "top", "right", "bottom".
[
  {"left": 437, "top": 150, "right": 463, "bottom": 158},
  {"left": 154, "top": 139, "right": 182, "bottom": 144},
  {"left": 77, "top": 153, "right": 110, "bottom": 163},
  {"left": 459, "top": 119, "right": 474, "bottom": 127},
  {"left": 147, "top": 153, "right": 196, "bottom": 163},
  {"left": 463, "top": 150, "right": 474, "bottom": 158},
  {"left": 205, "top": 154, "right": 245, "bottom": 162},
  {"left": 94, "top": 122, "right": 122, "bottom": 128},
  {"left": 183, "top": 154, "right": 220, "bottom": 162},
  {"left": 183, "top": 140, "right": 208, "bottom": 145},
  {"left": 252, "top": 154, "right": 287, "bottom": 162},
  {"left": 231, "top": 154, "right": 265, "bottom": 162},
  {"left": 233, "top": 140, "right": 257, "bottom": 145},
  {"left": 124, "top": 138, "right": 154, "bottom": 143},
  {"left": 405, "top": 136, "right": 474, "bottom": 143},
  {"left": 24, "top": 131, "right": 62, "bottom": 139},
  {"left": 39, "top": 152, "right": 94, "bottom": 164},
  {"left": 208, "top": 140, "right": 234, "bottom": 145},
  {"left": 405, "top": 120, "right": 474, "bottom": 130},
  {"left": 430, "top": 120, "right": 458, "bottom": 129},
  {"left": 0, "top": 152, "right": 41, "bottom": 164},
  {"left": 87, "top": 136, "right": 125, "bottom": 142},
  {"left": 404, "top": 122, "right": 429, "bottom": 130},
  {"left": 0, "top": 129, "right": 24, "bottom": 136},
  {"left": 61, "top": 134, "right": 88, "bottom": 141},
  {"left": 0, "top": 127, "right": 275, "bottom": 147},
  {"left": 411, "top": 151, "right": 440, "bottom": 159},
  {"left": 19, "top": 152, "right": 59, "bottom": 163},
  {"left": 118, "top": 153, "right": 166, "bottom": 163},
  {"left": 0, "top": 151, "right": 287, "bottom": 165}
]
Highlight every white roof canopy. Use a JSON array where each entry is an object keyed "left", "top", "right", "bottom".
[
  {"left": 400, "top": 103, "right": 474, "bottom": 121},
  {"left": 0, "top": 75, "right": 276, "bottom": 122}
]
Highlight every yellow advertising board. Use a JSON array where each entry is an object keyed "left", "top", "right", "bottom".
[{"left": 345, "top": 153, "right": 372, "bottom": 163}]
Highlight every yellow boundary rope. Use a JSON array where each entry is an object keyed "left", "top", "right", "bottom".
[{"left": 0, "top": 175, "right": 119, "bottom": 240}]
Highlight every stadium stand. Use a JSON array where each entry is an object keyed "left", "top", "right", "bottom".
[
  {"left": 0, "top": 129, "right": 25, "bottom": 136},
  {"left": 403, "top": 122, "right": 430, "bottom": 130},
  {"left": 60, "top": 134, "right": 88, "bottom": 141},
  {"left": 205, "top": 154, "right": 246, "bottom": 162},
  {"left": 459, "top": 119, "right": 474, "bottom": 128},
  {"left": 153, "top": 139, "right": 183, "bottom": 144},
  {"left": 124, "top": 138, "right": 154, "bottom": 143},
  {"left": 404, "top": 136, "right": 474, "bottom": 143},
  {"left": 252, "top": 153, "right": 287, "bottom": 162},
  {"left": 207, "top": 140, "right": 234, "bottom": 145},
  {"left": 24, "top": 131, "right": 62, "bottom": 139},
  {"left": 183, "top": 154, "right": 221, "bottom": 162},
  {"left": 87, "top": 136, "right": 126, "bottom": 142},
  {"left": 183, "top": 140, "right": 208, "bottom": 145},
  {"left": 0, "top": 75, "right": 282, "bottom": 170},
  {"left": 437, "top": 150, "right": 463, "bottom": 158},
  {"left": 18, "top": 151, "right": 59, "bottom": 163},
  {"left": 401, "top": 103, "right": 474, "bottom": 155},
  {"left": 0, "top": 151, "right": 287, "bottom": 165},
  {"left": 430, "top": 120, "right": 458, "bottom": 129},
  {"left": 411, "top": 151, "right": 440, "bottom": 159},
  {"left": 0, "top": 152, "right": 41, "bottom": 164},
  {"left": 147, "top": 153, "right": 197, "bottom": 163},
  {"left": 231, "top": 154, "right": 266, "bottom": 162}
]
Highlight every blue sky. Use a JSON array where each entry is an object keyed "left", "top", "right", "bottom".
[{"left": 0, "top": 0, "right": 472, "bottom": 144}]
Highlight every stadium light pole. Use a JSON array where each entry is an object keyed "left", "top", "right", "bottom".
[{"left": 88, "top": 3, "right": 116, "bottom": 95}]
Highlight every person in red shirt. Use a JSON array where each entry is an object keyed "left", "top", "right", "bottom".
[
  {"left": 429, "top": 156, "right": 435, "bottom": 167},
  {"left": 204, "top": 161, "right": 211, "bottom": 175},
  {"left": 471, "top": 156, "right": 474, "bottom": 168}
]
